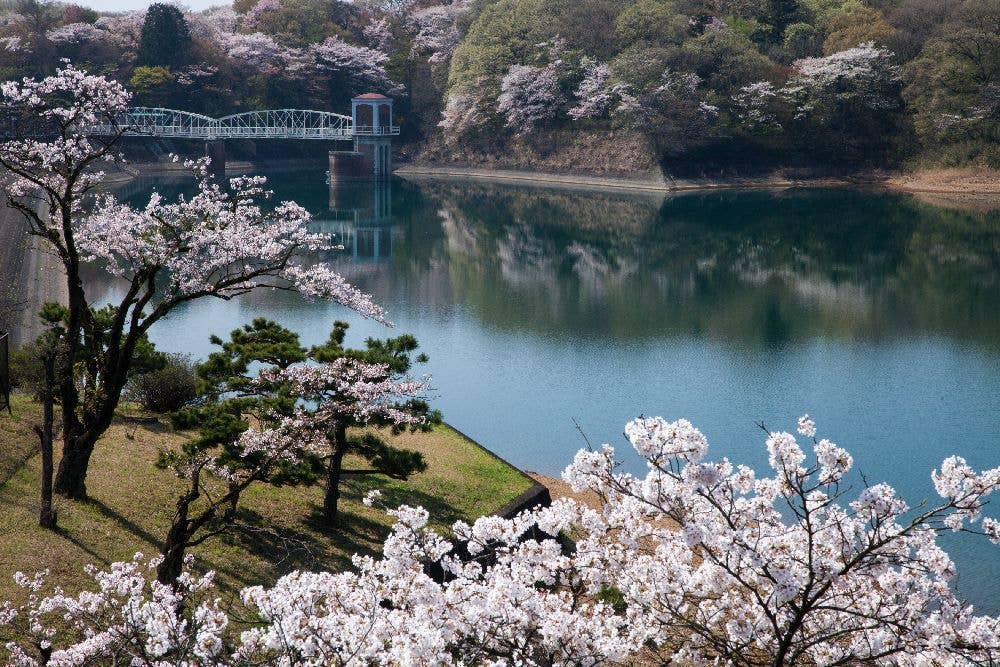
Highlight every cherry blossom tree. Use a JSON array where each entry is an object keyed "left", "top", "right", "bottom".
[
  {"left": 0, "top": 65, "right": 384, "bottom": 501},
  {"left": 409, "top": 3, "right": 469, "bottom": 69},
  {"left": 93, "top": 10, "right": 145, "bottom": 54},
  {"left": 309, "top": 36, "right": 402, "bottom": 97},
  {"left": 438, "top": 87, "right": 488, "bottom": 139},
  {"left": 242, "top": 0, "right": 281, "bottom": 32},
  {"left": 44, "top": 22, "right": 104, "bottom": 45},
  {"left": 363, "top": 16, "right": 394, "bottom": 55},
  {"left": 613, "top": 68, "right": 718, "bottom": 153},
  {"left": 780, "top": 43, "right": 901, "bottom": 120},
  {"left": 4, "top": 415, "right": 999, "bottom": 664},
  {"left": 734, "top": 80, "right": 782, "bottom": 130},
  {"left": 568, "top": 59, "right": 614, "bottom": 120},
  {"left": 496, "top": 62, "right": 565, "bottom": 135}
]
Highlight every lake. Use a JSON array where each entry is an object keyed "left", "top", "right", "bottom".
[{"left": 102, "top": 169, "right": 1000, "bottom": 613}]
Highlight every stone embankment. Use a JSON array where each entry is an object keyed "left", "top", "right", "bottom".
[
  {"left": 395, "top": 163, "right": 851, "bottom": 194},
  {"left": 0, "top": 201, "right": 67, "bottom": 347}
]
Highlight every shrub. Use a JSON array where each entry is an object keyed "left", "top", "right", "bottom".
[
  {"left": 130, "top": 353, "right": 198, "bottom": 413},
  {"left": 9, "top": 341, "right": 47, "bottom": 397}
]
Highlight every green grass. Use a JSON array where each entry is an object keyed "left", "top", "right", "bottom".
[
  {"left": 0, "top": 394, "right": 44, "bottom": 485},
  {"left": 0, "top": 399, "right": 532, "bottom": 601}
]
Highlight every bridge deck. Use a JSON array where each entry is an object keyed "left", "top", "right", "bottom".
[{"left": 85, "top": 107, "right": 399, "bottom": 141}]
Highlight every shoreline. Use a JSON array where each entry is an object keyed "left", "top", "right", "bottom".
[
  {"left": 394, "top": 163, "right": 1000, "bottom": 200},
  {"left": 393, "top": 163, "right": 851, "bottom": 194},
  {"left": 110, "top": 158, "right": 1000, "bottom": 199}
]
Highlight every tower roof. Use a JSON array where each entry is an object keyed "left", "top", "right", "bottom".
[{"left": 353, "top": 93, "right": 391, "bottom": 100}]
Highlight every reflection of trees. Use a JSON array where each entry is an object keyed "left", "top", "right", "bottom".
[
  {"left": 400, "top": 181, "right": 1000, "bottom": 348},
  {"left": 102, "top": 173, "right": 1000, "bottom": 349}
]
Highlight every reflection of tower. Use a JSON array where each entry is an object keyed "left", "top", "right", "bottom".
[{"left": 318, "top": 182, "right": 395, "bottom": 262}]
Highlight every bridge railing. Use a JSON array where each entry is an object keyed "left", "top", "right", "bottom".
[
  {"left": 83, "top": 107, "right": 360, "bottom": 141},
  {"left": 353, "top": 125, "right": 401, "bottom": 136}
]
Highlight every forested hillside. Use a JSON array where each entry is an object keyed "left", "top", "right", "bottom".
[{"left": 0, "top": 0, "right": 996, "bottom": 173}]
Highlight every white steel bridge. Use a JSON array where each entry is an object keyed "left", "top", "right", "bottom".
[{"left": 86, "top": 107, "right": 400, "bottom": 141}]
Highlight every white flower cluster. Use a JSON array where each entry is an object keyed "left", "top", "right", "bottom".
[
  {"left": 4, "top": 415, "right": 998, "bottom": 665},
  {"left": 261, "top": 358, "right": 429, "bottom": 429},
  {"left": 496, "top": 62, "right": 566, "bottom": 136},
  {"left": 568, "top": 60, "right": 613, "bottom": 120},
  {"left": 733, "top": 43, "right": 900, "bottom": 127},
  {"left": 409, "top": 4, "right": 468, "bottom": 66}
]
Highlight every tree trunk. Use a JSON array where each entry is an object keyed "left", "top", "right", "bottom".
[
  {"left": 36, "top": 353, "right": 56, "bottom": 530},
  {"left": 323, "top": 424, "right": 348, "bottom": 523},
  {"left": 158, "top": 489, "right": 195, "bottom": 586},
  {"left": 53, "top": 433, "right": 96, "bottom": 500},
  {"left": 54, "top": 273, "right": 88, "bottom": 500},
  {"left": 53, "top": 375, "right": 126, "bottom": 500}
]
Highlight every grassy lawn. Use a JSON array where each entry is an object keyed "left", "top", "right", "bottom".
[
  {"left": 0, "top": 397, "right": 533, "bottom": 601},
  {"left": 0, "top": 394, "right": 45, "bottom": 486}
]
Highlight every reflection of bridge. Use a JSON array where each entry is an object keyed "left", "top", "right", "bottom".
[{"left": 86, "top": 107, "right": 399, "bottom": 141}]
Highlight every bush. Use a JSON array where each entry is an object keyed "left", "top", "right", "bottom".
[
  {"left": 131, "top": 354, "right": 198, "bottom": 413},
  {"left": 9, "top": 341, "right": 47, "bottom": 398}
]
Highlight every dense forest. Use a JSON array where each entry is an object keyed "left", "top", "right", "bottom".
[{"left": 0, "top": 0, "right": 996, "bottom": 173}]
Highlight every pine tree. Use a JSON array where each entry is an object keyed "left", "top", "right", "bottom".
[{"left": 136, "top": 3, "right": 191, "bottom": 68}]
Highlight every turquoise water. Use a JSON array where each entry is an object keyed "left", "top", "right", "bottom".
[{"left": 104, "top": 171, "right": 1000, "bottom": 613}]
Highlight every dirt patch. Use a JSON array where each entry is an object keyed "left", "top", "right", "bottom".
[
  {"left": 525, "top": 472, "right": 603, "bottom": 512},
  {"left": 887, "top": 167, "right": 1000, "bottom": 194},
  {"left": 884, "top": 168, "right": 1000, "bottom": 209}
]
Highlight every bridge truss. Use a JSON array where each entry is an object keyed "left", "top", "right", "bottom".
[{"left": 86, "top": 107, "right": 398, "bottom": 141}]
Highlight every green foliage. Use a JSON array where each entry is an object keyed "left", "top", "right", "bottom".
[
  {"left": 136, "top": 3, "right": 191, "bottom": 68},
  {"left": 350, "top": 432, "right": 428, "bottom": 478},
  {"left": 609, "top": 45, "right": 671, "bottom": 89},
  {"left": 9, "top": 304, "right": 68, "bottom": 398},
  {"left": 448, "top": 0, "right": 546, "bottom": 93},
  {"left": 675, "top": 29, "right": 773, "bottom": 94},
  {"left": 196, "top": 318, "right": 308, "bottom": 399},
  {"left": 903, "top": 0, "right": 1000, "bottom": 158},
  {"left": 614, "top": 0, "right": 686, "bottom": 46},
  {"left": 9, "top": 341, "right": 46, "bottom": 396},
  {"left": 249, "top": 0, "right": 357, "bottom": 47},
  {"left": 783, "top": 22, "right": 822, "bottom": 59},
  {"left": 128, "top": 66, "right": 174, "bottom": 106},
  {"left": 131, "top": 354, "right": 198, "bottom": 414},
  {"left": 723, "top": 16, "right": 770, "bottom": 44},
  {"left": 799, "top": 0, "right": 862, "bottom": 24},
  {"left": 597, "top": 585, "right": 627, "bottom": 614},
  {"left": 12, "top": 303, "right": 163, "bottom": 403},
  {"left": 174, "top": 319, "right": 439, "bottom": 499},
  {"left": 822, "top": 5, "right": 893, "bottom": 54}
]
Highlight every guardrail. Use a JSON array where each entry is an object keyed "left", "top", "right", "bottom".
[
  {"left": 0, "top": 331, "right": 10, "bottom": 414},
  {"left": 352, "top": 125, "right": 401, "bottom": 136},
  {"left": 84, "top": 108, "right": 362, "bottom": 141}
]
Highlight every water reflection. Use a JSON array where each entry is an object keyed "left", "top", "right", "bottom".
[
  {"left": 97, "top": 173, "right": 1000, "bottom": 352},
  {"left": 326, "top": 180, "right": 1000, "bottom": 350},
  {"left": 315, "top": 183, "right": 396, "bottom": 263}
]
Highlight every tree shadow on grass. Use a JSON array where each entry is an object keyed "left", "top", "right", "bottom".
[
  {"left": 54, "top": 526, "right": 111, "bottom": 568},
  {"left": 86, "top": 498, "right": 163, "bottom": 548},
  {"left": 341, "top": 477, "right": 471, "bottom": 529}
]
